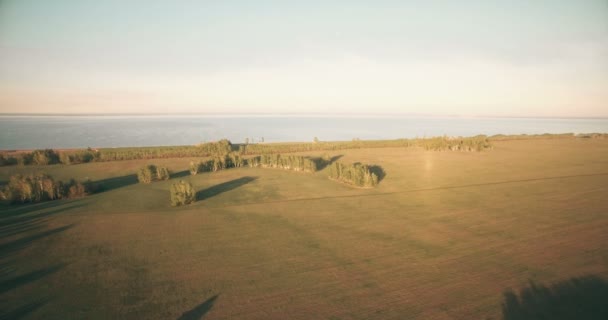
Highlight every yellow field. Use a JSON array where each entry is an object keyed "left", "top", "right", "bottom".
[{"left": 1, "top": 138, "right": 608, "bottom": 319}]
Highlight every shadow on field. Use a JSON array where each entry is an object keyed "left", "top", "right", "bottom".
[
  {"left": 0, "top": 298, "right": 49, "bottom": 320},
  {"left": 0, "top": 200, "right": 73, "bottom": 218},
  {"left": 501, "top": 275, "right": 608, "bottom": 320},
  {"left": 93, "top": 174, "right": 138, "bottom": 193},
  {"left": 0, "top": 202, "right": 83, "bottom": 239},
  {"left": 196, "top": 176, "right": 257, "bottom": 201},
  {"left": 171, "top": 170, "right": 191, "bottom": 179},
  {"left": 0, "top": 264, "right": 64, "bottom": 295},
  {"left": 0, "top": 199, "right": 76, "bottom": 320},
  {"left": 0, "top": 225, "right": 74, "bottom": 261},
  {"left": 177, "top": 295, "right": 219, "bottom": 320},
  {"left": 369, "top": 165, "right": 386, "bottom": 182},
  {"left": 315, "top": 154, "right": 343, "bottom": 170}
]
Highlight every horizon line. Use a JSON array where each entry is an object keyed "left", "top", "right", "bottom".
[{"left": 1, "top": 112, "right": 608, "bottom": 120}]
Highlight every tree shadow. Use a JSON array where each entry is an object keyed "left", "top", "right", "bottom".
[
  {"left": 196, "top": 176, "right": 257, "bottom": 201},
  {"left": 0, "top": 298, "right": 48, "bottom": 320},
  {"left": 171, "top": 170, "right": 191, "bottom": 179},
  {"left": 314, "top": 155, "right": 343, "bottom": 170},
  {"left": 91, "top": 174, "right": 138, "bottom": 193},
  {"left": 0, "top": 225, "right": 74, "bottom": 261},
  {"left": 177, "top": 295, "right": 219, "bottom": 320},
  {"left": 0, "top": 264, "right": 64, "bottom": 295},
  {"left": 369, "top": 165, "right": 386, "bottom": 182},
  {"left": 0, "top": 200, "right": 75, "bottom": 218},
  {"left": 0, "top": 202, "right": 83, "bottom": 239},
  {"left": 501, "top": 275, "right": 608, "bottom": 320}
]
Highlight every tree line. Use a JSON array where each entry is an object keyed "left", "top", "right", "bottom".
[
  {"left": 0, "top": 140, "right": 236, "bottom": 167},
  {"left": 6, "top": 133, "right": 608, "bottom": 167},
  {"left": 189, "top": 153, "right": 323, "bottom": 175}
]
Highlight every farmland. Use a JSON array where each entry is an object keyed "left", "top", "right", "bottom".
[{"left": 1, "top": 138, "right": 608, "bottom": 319}]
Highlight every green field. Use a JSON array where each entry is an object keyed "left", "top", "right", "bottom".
[{"left": 1, "top": 138, "right": 608, "bottom": 319}]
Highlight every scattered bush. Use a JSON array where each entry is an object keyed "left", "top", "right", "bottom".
[
  {"left": 170, "top": 180, "right": 195, "bottom": 206},
  {"left": 328, "top": 162, "right": 380, "bottom": 188}
]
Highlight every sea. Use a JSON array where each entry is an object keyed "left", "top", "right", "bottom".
[{"left": 1, "top": 115, "right": 607, "bottom": 150}]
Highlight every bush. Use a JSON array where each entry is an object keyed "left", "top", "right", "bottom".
[{"left": 170, "top": 180, "right": 195, "bottom": 206}]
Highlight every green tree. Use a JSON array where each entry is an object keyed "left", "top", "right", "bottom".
[
  {"left": 156, "top": 167, "right": 170, "bottom": 180},
  {"left": 170, "top": 180, "right": 195, "bottom": 206},
  {"left": 137, "top": 165, "right": 156, "bottom": 183}
]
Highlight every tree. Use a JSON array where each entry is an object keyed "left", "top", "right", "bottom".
[
  {"left": 189, "top": 161, "right": 199, "bottom": 175},
  {"left": 137, "top": 165, "right": 156, "bottom": 183},
  {"left": 156, "top": 167, "right": 170, "bottom": 180},
  {"left": 170, "top": 180, "right": 195, "bottom": 206}
]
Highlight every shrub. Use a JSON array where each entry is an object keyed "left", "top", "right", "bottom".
[{"left": 170, "top": 180, "right": 195, "bottom": 206}]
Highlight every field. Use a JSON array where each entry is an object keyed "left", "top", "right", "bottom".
[{"left": 1, "top": 138, "right": 608, "bottom": 319}]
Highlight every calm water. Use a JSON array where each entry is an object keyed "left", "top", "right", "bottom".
[{"left": 1, "top": 115, "right": 607, "bottom": 149}]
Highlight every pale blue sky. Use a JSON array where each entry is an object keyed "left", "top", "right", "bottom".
[{"left": 1, "top": 0, "right": 607, "bottom": 116}]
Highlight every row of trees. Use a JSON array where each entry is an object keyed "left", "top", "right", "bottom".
[
  {"left": 189, "top": 152, "right": 245, "bottom": 175},
  {"left": 249, "top": 154, "right": 319, "bottom": 172},
  {"left": 0, "top": 173, "right": 94, "bottom": 204},
  {"left": 189, "top": 153, "right": 322, "bottom": 175},
  {"left": 327, "top": 162, "right": 380, "bottom": 188},
  {"left": 137, "top": 165, "right": 170, "bottom": 183}
]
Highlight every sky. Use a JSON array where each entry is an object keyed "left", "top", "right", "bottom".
[{"left": 0, "top": 0, "right": 607, "bottom": 117}]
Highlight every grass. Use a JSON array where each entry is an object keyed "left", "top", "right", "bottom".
[{"left": 1, "top": 138, "right": 608, "bottom": 319}]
